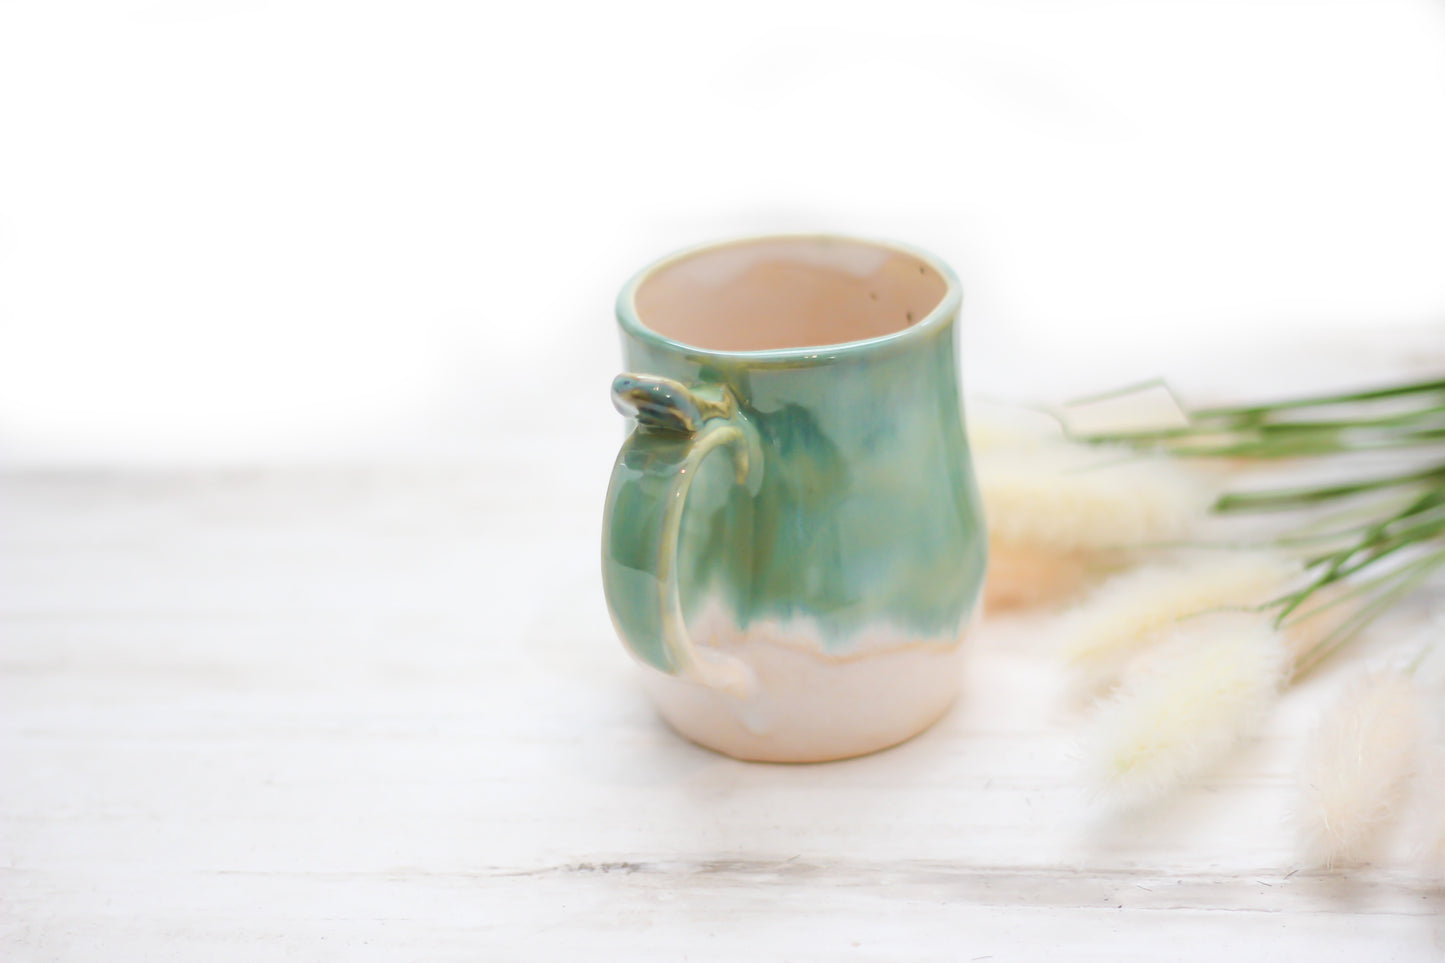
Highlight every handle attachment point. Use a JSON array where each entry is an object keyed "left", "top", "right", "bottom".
[{"left": 611, "top": 374, "right": 737, "bottom": 434}]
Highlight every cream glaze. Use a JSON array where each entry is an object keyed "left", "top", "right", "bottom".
[{"left": 641, "top": 600, "right": 966, "bottom": 763}]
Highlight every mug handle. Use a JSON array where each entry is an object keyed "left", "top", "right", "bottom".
[{"left": 601, "top": 373, "right": 758, "bottom": 698}]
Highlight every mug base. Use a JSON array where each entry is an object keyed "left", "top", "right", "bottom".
[{"left": 640, "top": 636, "right": 965, "bottom": 763}]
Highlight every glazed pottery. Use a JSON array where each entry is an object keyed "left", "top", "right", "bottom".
[{"left": 601, "top": 235, "right": 987, "bottom": 762}]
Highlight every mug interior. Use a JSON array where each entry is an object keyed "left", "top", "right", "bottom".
[{"left": 632, "top": 237, "right": 949, "bottom": 353}]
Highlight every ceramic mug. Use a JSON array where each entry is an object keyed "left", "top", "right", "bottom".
[{"left": 602, "top": 235, "right": 987, "bottom": 762}]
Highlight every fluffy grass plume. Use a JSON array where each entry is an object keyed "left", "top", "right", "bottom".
[
  {"left": 970, "top": 405, "right": 1216, "bottom": 610},
  {"left": 1295, "top": 671, "right": 1424, "bottom": 868},
  {"left": 1081, "top": 612, "right": 1290, "bottom": 802},
  {"left": 1057, "top": 553, "right": 1299, "bottom": 686},
  {"left": 976, "top": 443, "right": 1213, "bottom": 553}
]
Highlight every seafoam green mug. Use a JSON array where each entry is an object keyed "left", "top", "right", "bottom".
[{"left": 602, "top": 235, "right": 987, "bottom": 762}]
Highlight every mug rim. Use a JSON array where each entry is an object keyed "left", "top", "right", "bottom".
[{"left": 615, "top": 233, "right": 963, "bottom": 367}]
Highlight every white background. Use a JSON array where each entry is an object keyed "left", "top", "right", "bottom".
[{"left": 2, "top": 0, "right": 1444, "bottom": 465}]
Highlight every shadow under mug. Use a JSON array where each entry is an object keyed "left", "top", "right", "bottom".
[{"left": 602, "top": 234, "right": 987, "bottom": 762}]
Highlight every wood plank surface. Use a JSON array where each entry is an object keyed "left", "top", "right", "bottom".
[{"left": 2, "top": 467, "right": 1441, "bottom": 960}]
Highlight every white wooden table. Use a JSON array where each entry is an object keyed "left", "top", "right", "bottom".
[{"left": 3, "top": 435, "right": 1442, "bottom": 961}]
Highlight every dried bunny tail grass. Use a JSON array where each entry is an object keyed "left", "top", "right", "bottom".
[
  {"left": 1080, "top": 612, "right": 1290, "bottom": 804},
  {"left": 1057, "top": 553, "right": 1301, "bottom": 685},
  {"left": 1295, "top": 671, "right": 1425, "bottom": 869},
  {"left": 975, "top": 442, "right": 1214, "bottom": 552}
]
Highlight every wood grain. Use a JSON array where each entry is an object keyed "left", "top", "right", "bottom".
[{"left": 2, "top": 470, "right": 1441, "bottom": 961}]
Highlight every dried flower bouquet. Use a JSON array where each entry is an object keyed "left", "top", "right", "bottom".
[{"left": 972, "top": 375, "right": 1445, "bottom": 871}]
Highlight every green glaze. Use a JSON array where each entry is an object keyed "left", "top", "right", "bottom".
[{"left": 601, "top": 236, "right": 987, "bottom": 687}]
